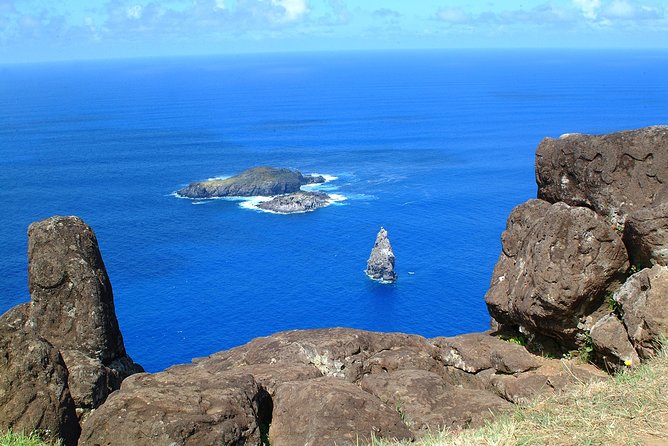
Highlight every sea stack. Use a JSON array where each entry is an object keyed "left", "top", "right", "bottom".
[{"left": 366, "top": 227, "right": 397, "bottom": 283}]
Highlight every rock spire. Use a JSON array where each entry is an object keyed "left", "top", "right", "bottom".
[{"left": 366, "top": 227, "right": 397, "bottom": 283}]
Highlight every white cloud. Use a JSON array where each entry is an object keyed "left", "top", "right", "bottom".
[
  {"left": 126, "top": 5, "right": 142, "bottom": 20},
  {"left": 215, "top": 0, "right": 226, "bottom": 10},
  {"left": 271, "top": 0, "right": 308, "bottom": 22},
  {"left": 572, "top": 0, "right": 601, "bottom": 19},
  {"left": 436, "top": 8, "right": 471, "bottom": 24},
  {"left": 605, "top": 0, "right": 634, "bottom": 18}
]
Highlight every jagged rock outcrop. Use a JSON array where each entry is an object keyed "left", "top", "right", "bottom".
[
  {"left": 177, "top": 167, "right": 325, "bottom": 198},
  {"left": 80, "top": 328, "right": 606, "bottom": 446},
  {"left": 26, "top": 216, "right": 143, "bottom": 411},
  {"left": 0, "top": 306, "right": 80, "bottom": 446},
  {"left": 485, "top": 200, "right": 629, "bottom": 346},
  {"left": 623, "top": 202, "right": 668, "bottom": 268},
  {"left": 366, "top": 227, "right": 397, "bottom": 282},
  {"left": 613, "top": 265, "right": 668, "bottom": 359},
  {"left": 257, "top": 191, "right": 332, "bottom": 213},
  {"left": 536, "top": 125, "right": 668, "bottom": 226},
  {"left": 433, "top": 332, "right": 607, "bottom": 404}
]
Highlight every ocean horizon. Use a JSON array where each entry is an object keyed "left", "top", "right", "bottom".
[{"left": 1, "top": 49, "right": 667, "bottom": 372}]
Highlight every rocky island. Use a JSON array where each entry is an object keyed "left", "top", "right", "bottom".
[
  {"left": 257, "top": 191, "right": 332, "bottom": 214},
  {"left": 2, "top": 126, "right": 668, "bottom": 446},
  {"left": 177, "top": 167, "right": 325, "bottom": 199},
  {"left": 366, "top": 227, "right": 397, "bottom": 282}
]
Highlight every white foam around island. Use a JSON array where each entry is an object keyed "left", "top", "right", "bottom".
[
  {"left": 328, "top": 194, "right": 347, "bottom": 202},
  {"left": 204, "top": 175, "right": 231, "bottom": 181},
  {"left": 310, "top": 173, "right": 338, "bottom": 182}
]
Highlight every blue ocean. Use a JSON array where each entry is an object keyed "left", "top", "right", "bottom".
[{"left": 1, "top": 50, "right": 667, "bottom": 372}]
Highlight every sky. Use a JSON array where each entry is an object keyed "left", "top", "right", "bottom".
[{"left": 1, "top": 0, "right": 667, "bottom": 63}]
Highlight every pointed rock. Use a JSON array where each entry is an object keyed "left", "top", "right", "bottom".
[
  {"left": 366, "top": 227, "right": 397, "bottom": 283},
  {"left": 27, "top": 216, "right": 143, "bottom": 411}
]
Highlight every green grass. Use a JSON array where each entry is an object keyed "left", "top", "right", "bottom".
[
  {"left": 0, "top": 431, "right": 59, "bottom": 446},
  {"left": 371, "top": 345, "right": 668, "bottom": 446}
]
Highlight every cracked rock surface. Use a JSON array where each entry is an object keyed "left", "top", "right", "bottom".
[
  {"left": 80, "top": 329, "right": 606, "bottom": 446},
  {"left": 536, "top": 125, "right": 668, "bottom": 226}
]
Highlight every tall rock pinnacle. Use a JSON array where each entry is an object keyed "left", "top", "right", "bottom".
[{"left": 366, "top": 227, "right": 397, "bottom": 283}]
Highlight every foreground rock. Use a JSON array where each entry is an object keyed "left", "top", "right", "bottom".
[
  {"left": 623, "top": 202, "right": 668, "bottom": 268},
  {"left": 80, "top": 328, "right": 606, "bottom": 446},
  {"left": 79, "top": 371, "right": 268, "bottom": 446},
  {"left": 0, "top": 307, "right": 80, "bottom": 446},
  {"left": 590, "top": 314, "right": 640, "bottom": 371},
  {"left": 366, "top": 227, "right": 397, "bottom": 282},
  {"left": 614, "top": 265, "right": 668, "bottom": 359},
  {"left": 177, "top": 166, "right": 325, "bottom": 198},
  {"left": 1, "top": 216, "right": 147, "bottom": 445},
  {"left": 27, "top": 216, "right": 143, "bottom": 411},
  {"left": 257, "top": 191, "right": 332, "bottom": 214},
  {"left": 536, "top": 126, "right": 668, "bottom": 226},
  {"left": 271, "top": 377, "right": 414, "bottom": 446},
  {"left": 485, "top": 200, "right": 629, "bottom": 346}
]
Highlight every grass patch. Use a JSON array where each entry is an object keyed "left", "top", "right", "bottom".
[
  {"left": 370, "top": 345, "right": 668, "bottom": 446},
  {"left": 0, "top": 431, "right": 60, "bottom": 446}
]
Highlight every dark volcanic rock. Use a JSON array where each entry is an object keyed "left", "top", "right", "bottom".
[
  {"left": 536, "top": 126, "right": 668, "bottom": 225},
  {"left": 177, "top": 166, "right": 324, "bottom": 198},
  {"left": 366, "top": 227, "right": 397, "bottom": 282},
  {"left": 614, "top": 265, "right": 668, "bottom": 358},
  {"left": 590, "top": 314, "right": 640, "bottom": 370},
  {"left": 270, "top": 377, "right": 414, "bottom": 446},
  {"left": 485, "top": 200, "right": 629, "bottom": 346},
  {"left": 198, "top": 328, "right": 440, "bottom": 385},
  {"left": 623, "top": 202, "right": 668, "bottom": 268},
  {"left": 257, "top": 191, "right": 332, "bottom": 213},
  {"left": 433, "top": 332, "right": 542, "bottom": 374},
  {"left": 79, "top": 372, "right": 267, "bottom": 446},
  {"left": 27, "top": 216, "right": 143, "bottom": 410},
  {"left": 359, "top": 369, "right": 510, "bottom": 432},
  {"left": 488, "top": 358, "right": 607, "bottom": 404},
  {"left": 82, "top": 328, "right": 550, "bottom": 444},
  {"left": 0, "top": 308, "right": 80, "bottom": 446}
]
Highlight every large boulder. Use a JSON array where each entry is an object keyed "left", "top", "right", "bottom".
[
  {"left": 79, "top": 371, "right": 268, "bottom": 446},
  {"left": 614, "top": 265, "right": 668, "bottom": 358},
  {"left": 0, "top": 306, "right": 80, "bottom": 446},
  {"left": 366, "top": 227, "right": 397, "bottom": 283},
  {"left": 623, "top": 202, "right": 668, "bottom": 268},
  {"left": 485, "top": 200, "right": 629, "bottom": 346},
  {"left": 27, "top": 216, "right": 143, "bottom": 410},
  {"left": 536, "top": 126, "right": 668, "bottom": 226}
]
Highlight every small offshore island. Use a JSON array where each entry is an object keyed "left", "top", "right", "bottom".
[{"left": 177, "top": 167, "right": 337, "bottom": 214}]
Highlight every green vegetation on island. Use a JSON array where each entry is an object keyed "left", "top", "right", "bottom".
[{"left": 177, "top": 166, "right": 325, "bottom": 198}]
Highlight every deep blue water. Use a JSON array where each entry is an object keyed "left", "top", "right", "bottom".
[{"left": 1, "top": 50, "right": 667, "bottom": 372}]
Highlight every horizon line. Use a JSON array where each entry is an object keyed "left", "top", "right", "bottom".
[{"left": 3, "top": 46, "right": 668, "bottom": 67}]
